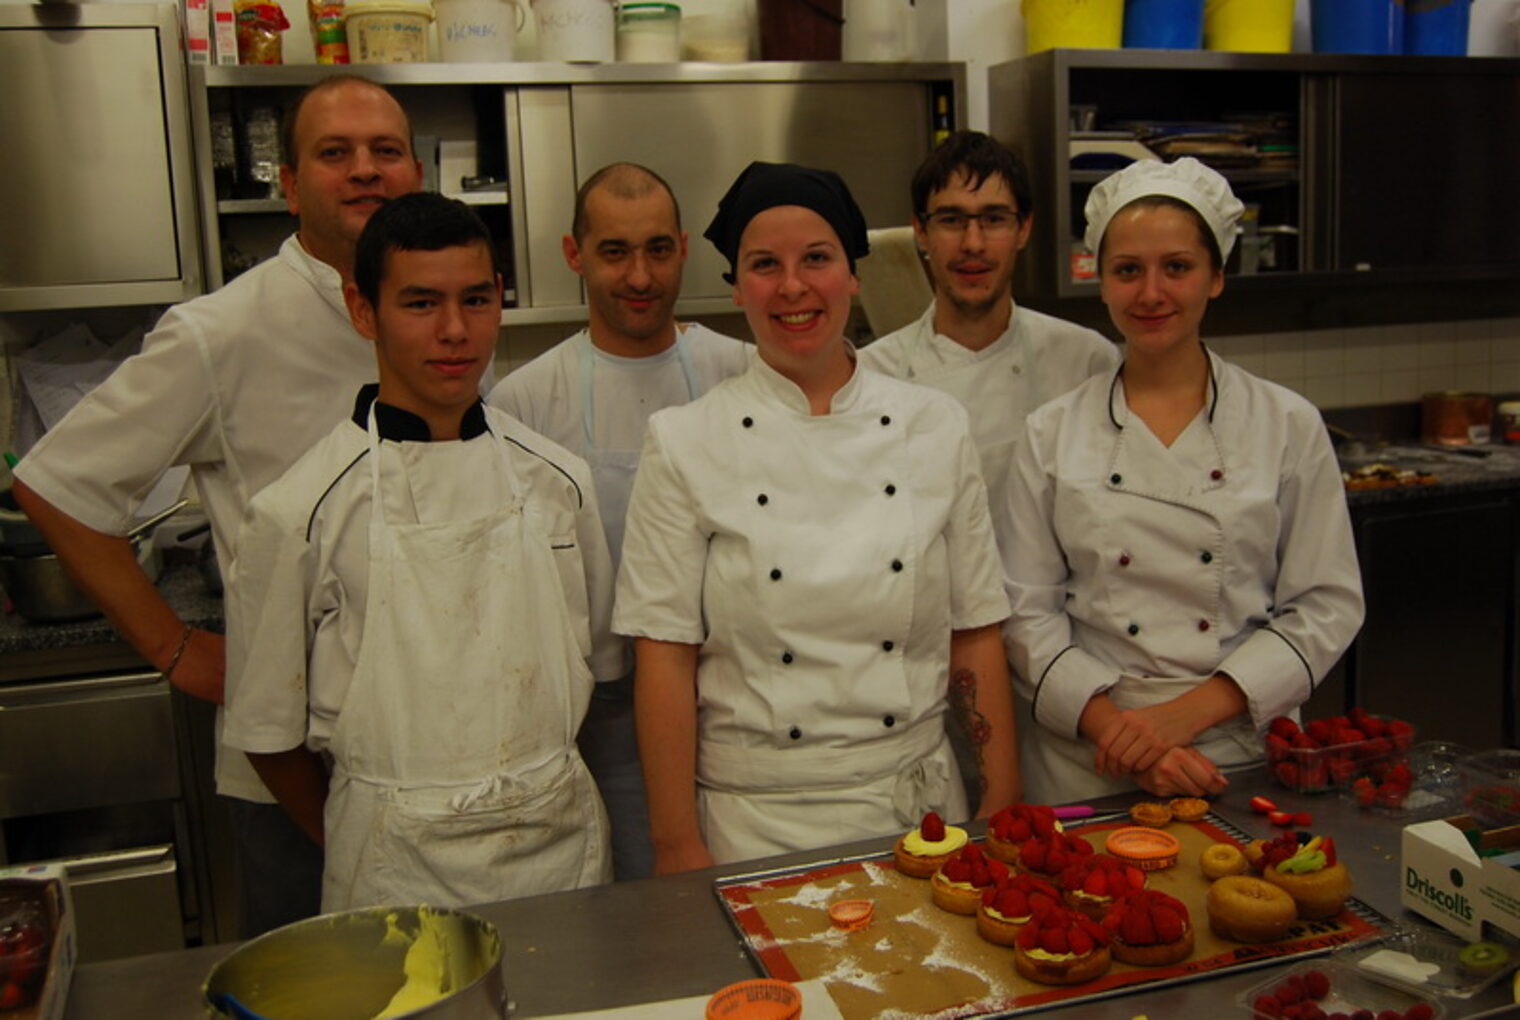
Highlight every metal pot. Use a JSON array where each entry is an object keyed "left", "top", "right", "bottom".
[
  {"left": 0, "top": 550, "right": 106, "bottom": 622},
  {"left": 203, "top": 905, "right": 506, "bottom": 1020}
]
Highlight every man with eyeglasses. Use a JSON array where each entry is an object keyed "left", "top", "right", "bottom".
[{"left": 860, "top": 131, "right": 1117, "bottom": 515}]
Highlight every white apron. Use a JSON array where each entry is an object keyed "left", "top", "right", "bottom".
[
  {"left": 321, "top": 409, "right": 610, "bottom": 911},
  {"left": 901, "top": 330, "right": 1042, "bottom": 511},
  {"left": 1022, "top": 383, "right": 1262, "bottom": 801},
  {"left": 699, "top": 717, "right": 968, "bottom": 864}
]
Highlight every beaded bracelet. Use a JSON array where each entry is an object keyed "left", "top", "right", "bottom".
[{"left": 164, "top": 623, "right": 194, "bottom": 680}]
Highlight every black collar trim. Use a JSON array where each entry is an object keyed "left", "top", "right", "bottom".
[
  {"left": 1107, "top": 343, "right": 1220, "bottom": 432},
  {"left": 350, "top": 383, "right": 489, "bottom": 441}
]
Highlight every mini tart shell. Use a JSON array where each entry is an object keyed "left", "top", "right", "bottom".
[
  {"left": 1013, "top": 944, "right": 1112, "bottom": 986},
  {"left": 1129, "top": 802, "right": 1173, "bottom": 827},
  {"left": 1105, "top": 827, "right": 1181, "bottom": 871},
  {"left": 1111, "top": 927, "right": 1195, "bottom": 967},
  {"left": 1169, "top": 797, "right": 1210, "bottom": 822},
  {"left": 894, "top": 836, "right": 953, "bottom": 879},
  {"left": 976, "top": 904, "right": 1032, "bottom": 946},
  {"left": 1263, "top": 861, "right": 1352, "bottom": 920},
  {"left": 930, "top": 870, "right": 987, "bottom": 915}
]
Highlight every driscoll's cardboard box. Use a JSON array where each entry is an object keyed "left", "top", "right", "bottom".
[{"left": 1400, "top": 815, "right": 1520, "bottom": 941}]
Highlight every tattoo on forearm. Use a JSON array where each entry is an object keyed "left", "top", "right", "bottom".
[{"left": 948, "top": 667, "right": 992, "bottom": 796}]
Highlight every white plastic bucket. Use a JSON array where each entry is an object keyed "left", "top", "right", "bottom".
[
  {"left": 345, "top": 0, "right": 434, "bottom": 62},
  {"left": 437, "top": 0, "right": 525, "bottom": 60},
  {"left": 531, "top": 0, "right": 614, "bottom": 61}
]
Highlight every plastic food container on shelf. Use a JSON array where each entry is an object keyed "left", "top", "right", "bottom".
[
  {"left": 344, "top": 0, "right": 434, "bottom": 62},
  {"left": 1457, "top": 748, "right": 1520, "bottom": 830},
  {"left": 0, "top": 895, "right": 52, "bottom": 1014},
  {"left": 616, "top": 2, "right": 680, "bottom": 62},
  {"left": 1333, "top": 924, "right": 1520, "bottom": 1002}
]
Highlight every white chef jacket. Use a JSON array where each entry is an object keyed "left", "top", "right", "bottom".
[
  {"left": 489, "top": 324, "right": 751, "bottom": 463},
  {"left": 999, "top": 351, "right": 1364, "bottom": 795},
  {"left": 614, "top": 356, "right": 1008, "bottom": 755},
  {"left": 224, "top": 392, "right": 621, "bottom": 757},
  {"left": 15, "top": 236, "right": 375, "bottom": 803},
  {"left": 859, "top": 302, "right": 1118, "bottom": 515}
]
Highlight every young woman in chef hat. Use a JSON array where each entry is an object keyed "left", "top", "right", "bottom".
[
  {"left": 998, "top": 157, "right": 1365, "bottom": 803},
  {"left": 613, "top": 162, "right": 1021, "bottom": 872}
]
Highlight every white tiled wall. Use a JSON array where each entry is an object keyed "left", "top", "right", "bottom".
[{"left": 1208, "top": 316, "right": 1520, "bottom": 411}]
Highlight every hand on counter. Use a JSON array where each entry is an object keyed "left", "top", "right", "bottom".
[{"left": 653, "top": 839, "right": 716, "bottom": 876}]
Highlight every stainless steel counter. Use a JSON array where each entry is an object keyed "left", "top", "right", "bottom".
[{"left": 62, "top": 767, "right": 1520, "bottom": 1018}]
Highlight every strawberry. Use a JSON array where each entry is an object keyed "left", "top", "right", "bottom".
[
  {"left": 945, "top": 858, "right": 970, "bottom": 882},
  {"left": 1384, "top": 762, "right": 1414, "bottom": 789},
  {"left": 1328, "top": 757, "right": 1357, "bottom": 783},
  {"left": 969, "top": 861, "right": 990, "bottom": 887},
  {"left": 1254, "top": 994, "right": 1284, "bottom": 1018},
  {"left": 1067, "top": 925, "right": 1094, "bottom": 956},
  {"left": 1040, "top": 927, "right": 1070, "bottom": 954},
  {"left": 1083, "top": 870, "right": 1109, "bottom": 896},
  {"left": 1403, "top": 1004, "right": 1434, "bottom": 1020},
  {"left": 1306, "top": 719, "right": 1335, "bottom": 744},
  {"left": 1274, "top": 762, "right": 1301, "bottom": 789},
  {"left": 1266, "top": 733, "right": 1293, "bottom": 762},
  {"left": 1152, "top": 905, "right": 1185, "bottom": 942},
  {"left": 1376, "top": 1012, "right": 1401, "bottom": 1020},
  {"left": 1020, "top": 840, "right": 1046, "bottom": 871},
  {"left": 1388, "top": 719, "right": 1415, "bottom": 752},
  {"left": 1269, "top": 716, "right": 1300, "bottom": 740},
  {"left": 1121, "top": 908, "right": 1156, "bottom": 946},
  {"left": 920, "top": 811, "right": 945, "bottom": 841},
  {"left": 1250, "top": 795, "right": 1279, "bottom": 814},
  {"left": 0, "top": 983, "right": 24, "bottom": 1011},
  {"left": 1321, "top": 836, "right": 1337, "bottom": 867},
  {"left": 1078, "top": 915, "right": 1110, "bottom": 945},
  {"left": 1353, "top": 776, "right": 1377, "bottom": 806},
  {"left": 1377, "top": 782, "right": 1408, "bottom": 808},
  {"left": 963, "top": 843, "right": 985, "bottom": 862},
  {"left": 1303, "top": 1008, "right": 1327, "bottom": 1020},
  {"left": 1293, "top": 811, "right": 1313, "bottom": 827},
  {"left": 1302, "top": 759, "right": 1330, "bottom": 790},
  {"left": 1304, "top": 969, "right": 1330, "bottom": 999},
  {"left": 1268, "top": 810, "right": 1296, "bottom": 827},
  {"left": 1017, "top": 924, "right": 1040, "bottom": 951},
  {"left": 1292, "top": 732, "right": 1320, "bottom": 750},
  {"left": 1125, "top": 865, "right": 1146, "bottom": 891},
  {"left": 1360, "top": 716, "right": 1386, "bottom": 738},
  {"left": 1350, "top": 1011, "right": 1374, "bottom": 1020},
  {"left": 1276, "top": 978, "right": 1304, "bottom": 1005},
  {"left": 996, "top": 889, "right": 1028, "bottom": 917},
  {"left": 1029, "top": 890, "right": 1057, "bottom": 914}
]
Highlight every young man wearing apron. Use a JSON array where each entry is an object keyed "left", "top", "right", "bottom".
[
  {"left": 489, "top": 163, "right": 749, "bottom": 879},
  {"left": 225, "top": 193, "right": 619, "bottom": 910}
]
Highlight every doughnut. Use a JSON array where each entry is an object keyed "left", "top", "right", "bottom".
[
  {"left": 1243, "top": 838, "right": 1268, "bottom": 872},
  {"left": 1129, "top": 801, "right": 1173, "bottom": 828},
  {"left": 1169, "top": 797, "right": 1210, "bottom": 822},
  {"left": 1263, "top": 861, "right": 1351, "bottom": 920},
  {"left": 1199, "top": 843, "right": 1249, "bottom": 881},
  {"left": 1206, "top": 876, "right": 1297, "bottom": 943}
]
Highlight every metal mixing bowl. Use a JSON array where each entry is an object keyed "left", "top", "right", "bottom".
[{"left": 203, "top": 905, "right": 505, "bottom": 1020}]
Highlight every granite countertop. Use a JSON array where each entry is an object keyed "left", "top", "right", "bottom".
[
  {"left": 1342, "top": 443, "right": 1520, "bottom": 506},
  {"left": 0, "top": 560, "right": 223, "bottom": 658}
]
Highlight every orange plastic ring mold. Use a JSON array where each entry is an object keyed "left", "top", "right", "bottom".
[
  {"left": 705, "top": 978, "right": 802, "bottom": 1020},
  {"left": 828, "top": 898, "right": 875, "bottom": 932},
  {"left": 1105, "top": 826, "right": 1181, "bottom": 871}
]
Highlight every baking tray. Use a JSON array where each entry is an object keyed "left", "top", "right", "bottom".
[{"left": 714, "top": 814, "right": 1390, "bottom": 1019}]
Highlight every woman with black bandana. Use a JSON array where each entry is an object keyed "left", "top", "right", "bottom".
[{"left": 612, "top": 162, "right": 1020, "bottom": 872}]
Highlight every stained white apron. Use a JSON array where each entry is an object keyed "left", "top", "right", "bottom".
[
  {"left": 321, "top": 407, "right": 610, "bottom": 911},
  {"left": 697, "top": 717, "right": 968, "bottom": 864}
]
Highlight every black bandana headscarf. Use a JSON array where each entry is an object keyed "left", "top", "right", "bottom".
[{"left": 703, "top": 161, "right": 870, "bottom": 284}]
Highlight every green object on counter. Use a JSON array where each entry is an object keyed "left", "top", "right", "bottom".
[{"left": 2, "top": 451, "right": 17, "bottom": 469}]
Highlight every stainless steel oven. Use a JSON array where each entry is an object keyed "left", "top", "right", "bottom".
[{"left": 0, "top": 666, "right": 213, "bottom": 960}]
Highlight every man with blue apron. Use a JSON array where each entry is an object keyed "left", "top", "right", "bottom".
[{"left": 490, "top": 163, "right": 749, "bottom": 878}]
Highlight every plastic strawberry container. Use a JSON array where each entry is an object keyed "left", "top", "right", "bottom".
[
  {"left": 0, "top": 896, "right": 51, "bottom": 1013},
  {"left": 1237, "top": 960, "right": 1444, "bottom": 1019},
  {"left": 1457, "top": 748, "right": 1520, "bottom": 830},
  {"left": 1267, "top": 716, "right": 1416, "bottom": 796}
]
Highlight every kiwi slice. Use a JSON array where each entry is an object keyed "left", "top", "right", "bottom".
[{"left": 1458, "top": 940, "right": 1511, "bottom": 976}]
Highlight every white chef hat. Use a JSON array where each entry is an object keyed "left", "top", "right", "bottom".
[{"left": 1083, "top": 157, "right": 1244, "bottom": 263}]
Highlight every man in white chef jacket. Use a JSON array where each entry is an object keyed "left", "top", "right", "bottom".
[
  {"left": 224, "top": 193, "right": 618, "bottom": 910},
  {"left": 859, "top": 131, "right": 1119, "bottom": 516},
  {"left": 488, "top": 162, "right": 749, "bottom": 879},
  {"left": 12, "top": 74, "right": 422, "bottom": 935}
]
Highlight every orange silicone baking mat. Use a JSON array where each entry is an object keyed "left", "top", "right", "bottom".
[{"left": 715, "top": 817, "right": 1386, "bottom": 1019}]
